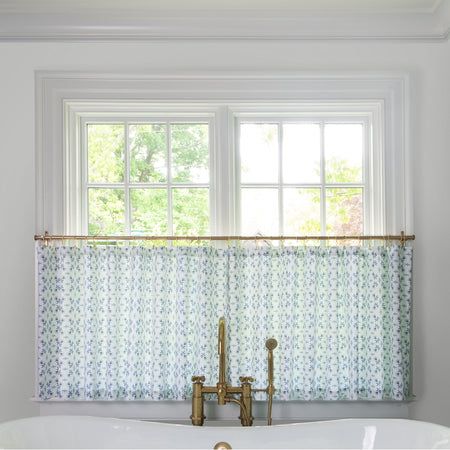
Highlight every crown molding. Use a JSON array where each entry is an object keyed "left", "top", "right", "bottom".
[
  {"left": 0, "top": 0, "right": 444, "bottom": 15},
  {"left": 1, "top": 5, "right": 449, "bottom": 42}
]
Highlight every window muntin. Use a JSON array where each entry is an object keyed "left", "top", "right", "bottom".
[
  {"left": 82, "top": 119, "right": 212, "bottom": 236},
  {"left": 237, "top": 118, "right": 367, "bottom": 236}
]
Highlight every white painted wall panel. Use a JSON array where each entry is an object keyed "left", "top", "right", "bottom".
[{"left": 0, "top": 39, "right": 449, "bottom": 425}]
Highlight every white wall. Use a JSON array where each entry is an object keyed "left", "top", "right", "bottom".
[{"left": 0, "top": 39, "right": 449, "bottom": 425}]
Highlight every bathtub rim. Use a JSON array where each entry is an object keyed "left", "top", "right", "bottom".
[{"left": 1, "top": 414, "right": 449, "bottom": 431}]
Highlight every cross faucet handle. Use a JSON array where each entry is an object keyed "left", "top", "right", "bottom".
[
  {"left": 192, "top": 375, "right": 206, "bottom": 383},
  {"left": 239, "top": 376, "right": 255, "bottom": 384}
]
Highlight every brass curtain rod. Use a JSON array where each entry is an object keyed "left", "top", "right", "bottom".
[{"left": 35, "top": 232, "right": 415, "bottom": 242}]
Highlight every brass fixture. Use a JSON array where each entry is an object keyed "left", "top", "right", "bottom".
[
  {"left": 34, "top": 232, "right": 415, "bottom": 243},
  {"left": 266, "top": 338, "right": 277, "bottom": 425},
  {"left": 213, "top": 442, "right": 232, "bottom": 449},
  {"left": 190, "top": 317, "right": 278, "bottom": 427}
]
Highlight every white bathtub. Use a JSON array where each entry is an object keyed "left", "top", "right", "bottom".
[{"left": 0, "top": 415, "right": 449, "bottom": 449}]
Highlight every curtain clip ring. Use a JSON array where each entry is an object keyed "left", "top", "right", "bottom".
[
  {"left": 400, "top": 231, "right": 406, "bottom": 247},
  {"left": 44, "top": 231, "right": 50, "bottom": 247}
]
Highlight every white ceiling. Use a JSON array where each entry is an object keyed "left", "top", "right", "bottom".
[{"left": 0, "top": 0, "right": 444, "bottom": 14}]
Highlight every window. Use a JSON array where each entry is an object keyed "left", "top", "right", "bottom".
[
  {"left": 36, "top": 73, "right": 411, "bottom": 418},
  {"left": 237, "top": 120, "right": 367, "bottom": 236},
  {"left": 77, "top": 108, "right": 377, "bottom": 237},
  {"left": 83, "top": 120, "right": 212, "bottom": 235}
]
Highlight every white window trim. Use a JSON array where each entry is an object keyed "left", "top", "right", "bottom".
[
  {"left": 35, "top": 71, "right": 412, "bottom": 419},
  {"left": 36, "top": 72, "right": 411, "bottom": 236}
]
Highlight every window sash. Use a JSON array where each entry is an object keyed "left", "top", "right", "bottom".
[
  {"left": 80, "top": 117, "right": 215, "bottom": 235},
  {"left": 235, "top": 117, "right": 370, "bottom": 235}
]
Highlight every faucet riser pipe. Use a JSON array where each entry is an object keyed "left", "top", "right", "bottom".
[{"left": 191, "top": 381, "right": 205, "bottom": 426}]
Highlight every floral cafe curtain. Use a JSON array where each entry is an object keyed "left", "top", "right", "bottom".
[{"left": 36, "top": 243, "right": 412, "bottom": 401}]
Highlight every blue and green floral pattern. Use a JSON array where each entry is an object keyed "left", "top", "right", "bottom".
[{"left": 36, "top": 244, "right": 412, "bottom": 401}]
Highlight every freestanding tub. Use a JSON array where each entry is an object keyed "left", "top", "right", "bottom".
[{"left": 0, "top": 415, "right": 449, "bottom": 449}]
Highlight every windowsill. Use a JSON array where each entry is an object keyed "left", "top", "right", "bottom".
[
  {"left": 31, "top": 398, "right": 416, "bottom": 403},
  {"left": 34, "top": 398, "right": 412, "bottom": 422}
]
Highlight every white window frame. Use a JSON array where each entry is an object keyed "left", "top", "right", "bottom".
[
  {"left": 79, "top": 115, "right": 216, "bottom": 236},
  {"left": 233, "top": 112, "right": 375, "bottom": 236},
  {"left": 63, "top": 105, "right": 223, "bottom": 235},
  {"left": 64, "top": 104, "right": 384, "bottom": 237}
]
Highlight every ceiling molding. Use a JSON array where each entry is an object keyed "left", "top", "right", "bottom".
[
  {"left": 0, "top": 2, "right": 449, "bottom": 42},
  {"left": 0, "top": 0, "right": 444, "bottom": 14}
]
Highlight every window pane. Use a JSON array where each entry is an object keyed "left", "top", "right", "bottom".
[
  {"left": 240, "top": 124, "right": 278, "bottom": 183},
  {"left": 284, "top": 188, "right": 321, "bottom": 235},
  {"left": 88, "top": 188, "right": 125, "bottom": 235},
  {"left": 241, "top": 188, "right": 278, "bottom": 235},
  {"left": 130, "top": 124, "right": 167, "bottom": 183},
  {"left": 130, "top": 189, "right": 168, "bottom": 235},
  {"left": 283, "top": 124, "right": 320, "bottom": 183},
  {"left": 325, "top": 124, "right": 363, "bottom": 183},
  {"left": 326, "top": 188, "right": 363, "bottom": 234},
  {"left": 171, "top": 124, "right": 209, "bottom": 183},
  {"left": 88, "top": 124, "right": 124, "bottom": 183},
  {"left": 172, "top": 188, "right": 209, "bottom": 235}
]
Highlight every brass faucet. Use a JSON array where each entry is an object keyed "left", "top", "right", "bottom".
[{"left": 191, "top": 317, "right": 278, "bottom": 427}]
